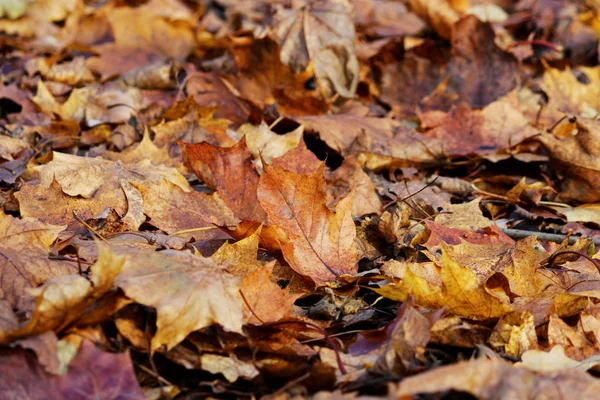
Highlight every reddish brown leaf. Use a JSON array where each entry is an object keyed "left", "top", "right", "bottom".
[
  {"left": 180, "top": 138, "right": 267, "bottom": 222},
  {"left": 257, "top": 163, "right": 358, "bottom": 284}
]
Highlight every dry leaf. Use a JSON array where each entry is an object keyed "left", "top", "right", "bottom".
[
  {"left": 115, "top": 249, "right": 244, "bottom": 351},
  {"left": 258, "top": 163, "right": 358, "bottom": 285}
]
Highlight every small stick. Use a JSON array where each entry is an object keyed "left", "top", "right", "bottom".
[
  {"left": 73, "top": 211, "right": 108, "bottom": 243},
  {"left": 169, "top": 226, "right": 219, "bottom": 236},
  {"left": 501, "top": 228, "right": 600, "bottom": 246}
]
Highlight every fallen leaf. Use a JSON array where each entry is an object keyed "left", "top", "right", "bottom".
[
  {"left": 0, "top": 243, "right": 124, "bottom": 343},
  {"left": 539, "top": 117, "right": 600, "bottom": 203},
  {"left": 115, "top": 249, "right": 244, "bottom": 351},
  {"left": 200, "top": 353, "right": 260, "bottom": 383},
  {"left": 272, "top": 0, "right": 359, "bottom": 98},
  {"left": 240, "top": 263, "right": 302, "bottom": 324},
  {"left": 0, "top": 212, "right": 70, "bottom": 311},
  {"left": 409, "top": 0, "right": 460, "bottom": 39},
  {"left": 258, "top": 163, "right": 358, "bottom": 285},
  {"left": 392, "top": 356, "right": 600, "bottom": 399},
  {"left": 181, "top": 138, "right": 267, "bottom": 222}
]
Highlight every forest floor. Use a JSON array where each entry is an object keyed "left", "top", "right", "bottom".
[{"left": 1, "top": 0, "right": 600, "bottom": 399}]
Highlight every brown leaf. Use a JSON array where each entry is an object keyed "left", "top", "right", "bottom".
[
  {"left": 539, "top": 117, "right": 600, "bottom": 203},
  {"left": 374, "top": 304, "right": 431, "bottom": 375},
  {"left": 87, "top": 0, "right": 196, "bottom": 78},
  {"left": 0, "top": 212, "right": 71, "bottom": 311},
  {"left": 392, "top": 356, "right": 600, "bottom": 399},
  {"left": 0, "top": 243, "right": 124, "bottom": 344},
  {"left": 211, "top": 227, "right": 264, "bottom": 276},
  {"left": 239, "top": 121, "right": 304, "bottom": 168},
  {"left": 272, "top": 0, "right": 359, "bottom": 98},
  {"left": 137, "top": 179, "right": 239, "bottom": 241},
  {"left": 353, "top": 0, "right": 425, "bottom": 39},
  {"left": 240, "top": 263, "right": 302, "bottom": 324},
  {"left": 271, "top": 139, "right": 322, "bottom": 175},
  {"left": 327, "top": 155, "right": 383, "bottom": 217},
  {"left": 230, "top": 33, "right": 329, "bottom": 116},
  {"left": 200, "top": 353, "right": 260, "bottom": 383},
  {"left": 180, "top": 138, "right": 267, "bottom": 222},
  {"left": 409, "top": 0, "right": 460, "bottom": 39},
  {"left": 258, "top": 163, "right": 358, "bottom": 285},
  {"left": 115, "top": 249, "right": 244, "bottom": 351},
  {"left": 16, "top": 152, "right": 194, "bottom": 231},
  {"left": 418, "top": 93, "right": 537, "bottom": 157},
  {"left": 152, "top": 98, "right": 234, "bottom": 155},
  {"left": 379, "top": 16, "right": 518, "bottom": 113}
]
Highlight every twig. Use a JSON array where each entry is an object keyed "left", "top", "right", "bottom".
[
  {"left": 73, "top": 211, "right": 108, "bottom": 243},
  {"left": 169, "top": 226, "right": 219, "bottom": 236},
  {"left": 501, "top": 228, "right": 600, "bottom": 245}
]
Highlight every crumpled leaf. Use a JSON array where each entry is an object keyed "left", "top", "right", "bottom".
[
  {"left": 258, "top": 162, "right": 358, "bottom": 285},
  {"left": 272, "top": 0, "right": 359, "bottom": 97},
  {"left": 0, "top": 212, "right": 70, "bottom": 311},
  {"left": 409, "top": 0, "right": 460, "bottom": 39},
  {"left": 16, "top": 152, "right": 231, "bottom": 233},
  {"left": 539, "top": 117, "right": 600, "bottom": 203},
  {"left": 489, "top": 311, "right": 538, "bottom": 358},
  {"left": 115, "top": 249, "right": 244, "bottom": 352},
  {"left": 0, "top": 242, "right": 124, "bottom": 343},
  {"left": 200, "top": 353, "right": 260, "bottom": 383}
]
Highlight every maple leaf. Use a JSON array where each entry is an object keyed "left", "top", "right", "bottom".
[
  {"left": 272, "top": 0, "right": 359, "bottom": 98},
  {"left": 87, "top": 0, "right": 196, "bottom": 78},
  {"left": 327, "top": 155, "right": 383, "bottom": 217},
  {"left": 353, "top": 0, "right": 425, "bottom": 38},
  {"left": 180, "top": 138, "right": 267, "bottom": 222},
  {"left": 240, "top": 263, "right": 302, "bottom": 324},
  {"left": 409, "top": 0, "right": 460, "bottom": 39},
  {"left": 114, "top": 249, "right": 244, "bottom": 351},
  {"left": 257, "top": 162, "right": 358, "bottom": 285},
  {"left": 17, "top": 152, "right": 234, "bottom": 235},
  {"left": 229, "top": 33, "right": 329, "bottom": 116},
  {"left": 152, "top": 98, "right": 234, "bottom": 152}
]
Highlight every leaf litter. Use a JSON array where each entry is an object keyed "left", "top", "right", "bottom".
[{"left": 1, "top": 0, "right": 600, "bottom": 399}]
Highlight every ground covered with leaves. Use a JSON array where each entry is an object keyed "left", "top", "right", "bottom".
[{"left": 1, "top": 0, "right": 600, "bottom": 398}]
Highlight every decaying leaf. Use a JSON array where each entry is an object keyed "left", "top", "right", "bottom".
[{"left": 272, "top": 0, "right": 359, "bottom": 98}]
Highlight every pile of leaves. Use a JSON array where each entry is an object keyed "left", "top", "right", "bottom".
[{"left": 1, "top": 0, "right": 600, "bottom": 398}]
